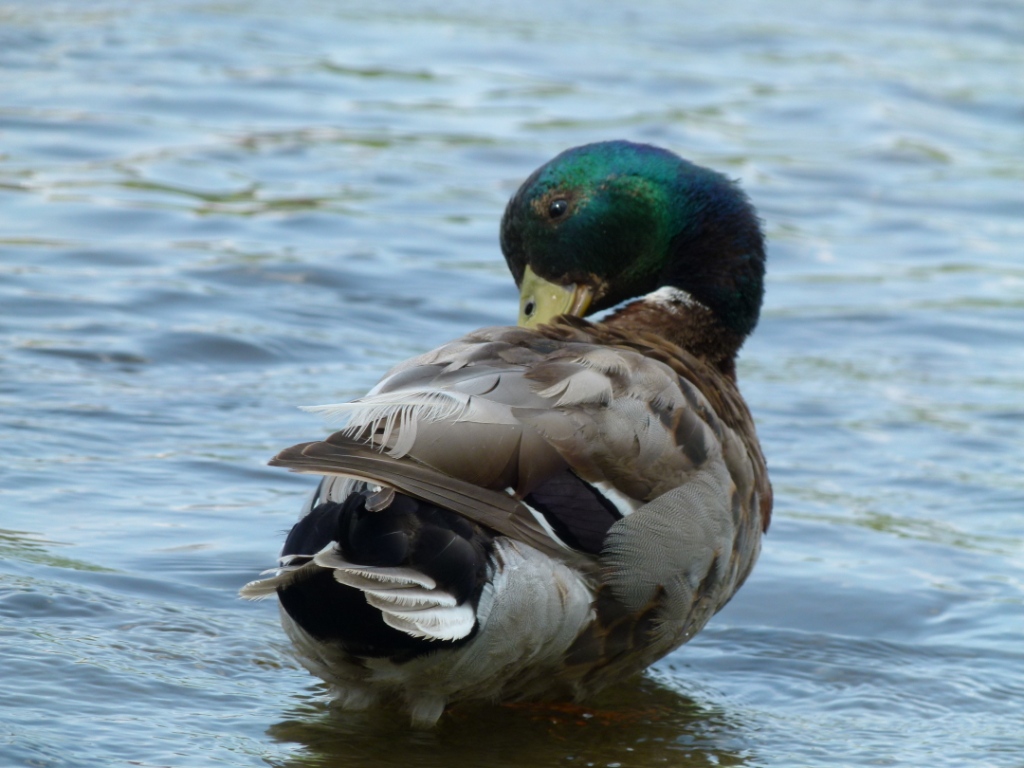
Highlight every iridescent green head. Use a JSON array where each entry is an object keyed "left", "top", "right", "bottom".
[{"left": 500, "top": 141, "right": 765, "bottom": 337}]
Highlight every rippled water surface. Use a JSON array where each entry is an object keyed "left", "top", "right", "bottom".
[{"left": 2, "top": 1, "right": 1022, "bottom": 766}]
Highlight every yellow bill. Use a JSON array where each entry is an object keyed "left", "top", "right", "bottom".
[{"left": 517, "top": 265, "right": 593, "bottom": 327}]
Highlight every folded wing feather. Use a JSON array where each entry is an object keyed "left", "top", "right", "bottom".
[{"left": 271, "top": 323, "right": 761, "bottom": 584}]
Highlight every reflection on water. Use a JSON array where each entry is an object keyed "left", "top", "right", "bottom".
[
  {"left": 0, "top": 529, "right": 115, "bottom": 573},
  {"left": 268, "top": 677, "right": 752, "bottom": 768},
  {"left": 1, "top": 0, "right": 1022, "bottom": 766}
]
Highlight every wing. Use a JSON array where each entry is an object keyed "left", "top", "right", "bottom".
[
  {"left": 269, "top": 433, "right": 563, "bottom": 559},
  {"left": 270, "top": 321, "right": 768, "bottom": 569}
]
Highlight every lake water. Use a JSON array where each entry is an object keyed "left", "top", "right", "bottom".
[{"left": 1, "top": 0, "right": 1022, "bottom": 766}]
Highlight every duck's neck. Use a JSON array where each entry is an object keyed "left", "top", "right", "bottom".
[{"left": 601, "top": 286, "right": 745, "bottom": 380}]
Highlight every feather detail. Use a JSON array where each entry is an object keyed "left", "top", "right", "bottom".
[
  {"left": 381, "top": 604, "right": 477, "bottom": 641},
  {"left": 590, "top": 481, "right": 640, "bottom": 517},
  {"left": 519, "top": 499, "right": 574, "bottom": 552},
  {"left": 312, "top": 548, "right": 438, "bottom": 589},
  {"left": 535, "top": 366, "right": 613, "bottom": 407},
  {"left": 270, "top": 433, "right": 573, "bottom": 560},
  {"left": 239, "top": 560, "right": 312, "bottom": 600},
  {"left": 309, "top": 547, "right": 476, "bottom": 642},
  {"left": 302, "top": 390, "right": 471, "bottom": 457},
  {"left": 363, "top": 587, "right": 458, "bottom": 609},
  {"left": 239, "top": 577, "right": 281, "bottom": 600}
]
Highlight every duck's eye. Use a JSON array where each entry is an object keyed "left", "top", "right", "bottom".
[
  {"left": 523, "top": 299, "right": 536, "bottom": 317},
  {"left": 548, "top": 199, "right": 568, "bottom": 219}
]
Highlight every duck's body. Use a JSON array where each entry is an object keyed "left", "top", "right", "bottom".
[{"left": 243, "top": 141, "right": 771, "bottom": 725}]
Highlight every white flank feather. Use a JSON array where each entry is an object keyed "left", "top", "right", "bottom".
[
  {"left": 301, "top": 390, "right": 471, "bottom": 457},
  {"left": 381, "top": 604, "right": 477, "bottom": 641},
  {"left": 239, "top": 578, "right": 280, "bottom": 600},
  {"left": 332, "top": 567, "right": 438, "bottom": 591},
  {"left": 309, "top": 546, "right": 471, "bottom": 640},
  {"left": 363, "top": 587, "right": 458, "bottom": 609},
  {"left": 239, "top": 560, "right": 311, "bottom": 600}
]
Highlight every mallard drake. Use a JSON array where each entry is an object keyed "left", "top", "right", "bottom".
[{"left": 242, "top": 140, "right": 772, "bottom": 726}]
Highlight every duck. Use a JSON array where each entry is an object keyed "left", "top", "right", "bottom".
[{"left": 242, "top": 140, "right": 772, "bottom": 726}]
